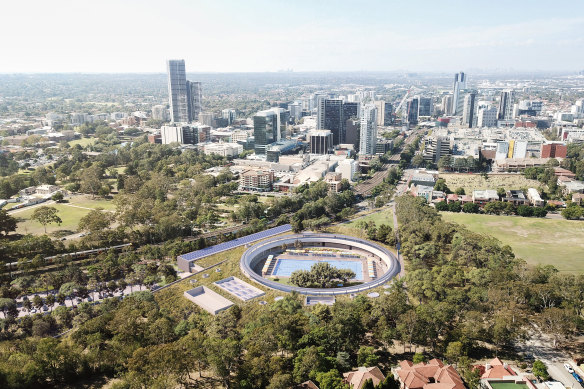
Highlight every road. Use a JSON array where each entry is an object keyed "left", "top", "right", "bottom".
[{"left": 516, "top": 329, "right": 584, "bottom": 388}]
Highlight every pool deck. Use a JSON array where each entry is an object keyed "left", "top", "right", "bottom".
[{"left": 268, "top": 252, "right": 387, "bottom": 282}]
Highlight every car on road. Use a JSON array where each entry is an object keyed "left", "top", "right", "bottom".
[
  {"left": 572, "top": 372, "right": 583, "bottom": 384},
  {"left": 565, "top": 363, "right": 575, "bottom": 374}
]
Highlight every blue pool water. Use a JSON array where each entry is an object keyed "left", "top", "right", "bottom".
[{"left": 272, "top": 259, "right": 363, "bottom": 280}]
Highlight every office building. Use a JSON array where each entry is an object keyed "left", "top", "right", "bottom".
[
  {"left": 477, "top": 106, "right": 498, "bottom": 127},
  {"left": 203, "top": 143, "right": 243, "bottom": 157},
  {"left": 374, "top": 101, "right": 393, "bottom": 126},
  {"left": 359, "top": 104, "right": 378, "bottom": 155},
  {"left": 309, "top": 130, "right": 333, "bottom": 154},
  {"left": 187, "top": 81, "right": 203, "bottom": 121},
  {"left": 498, "top": 90, "right": 515, "bottom": 120},
  {"left": 452, "top": 72, "right": 467, "bottom": 115},
  {"left": 222, "top": 109, "right": 237, "bottom": 125},
  {"left": 423, "top": 136, "right": 450, "bottom": 163},
  {"left": 407, "top": 97, "right": 419, "bottom": 124},
  {"left": 288, "top": 102, "right": 303, "bottom": 121},
  {"left": 318, "top": 99, "right": 345, "bottom": 145},
  {"left": 152, "top": 105, "right": 169, "bottom": 121},
  {"left": 495, "top": 141, "right": 510, "bottom": 160},
  {"left": 418, "top": 97, "right": 432, "bottom": 117},
  {"left": 345, "top": 119, "right": 360, "bottom": 150},
  {"left": 167, "top": 60, "right": 189, "bottom": 123},
  {"left": 161, "top": 124, "right": 190, "bottom": 144},
  {"left": 199, "top": 112, "right": 214, "bottom": 127},
  {"left": 253, "top": 109, "right": 279, "bottom": 155},
  {"left": 335, "top": 159, "right": 359, "bottom": 182},
  {"left": 441, "top": 95, "right": 453, "bottom": 115},
  {"left": 462, "top": 92, "right": 477, "bottom": 128}
]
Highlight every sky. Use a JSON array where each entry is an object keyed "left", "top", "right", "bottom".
[{"left": 1, "top": 0, "right": 583, "bottom": 73}]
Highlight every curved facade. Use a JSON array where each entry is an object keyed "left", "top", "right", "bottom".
[{"left": 240, "top": 233, "right": 400, "bottom": 296}]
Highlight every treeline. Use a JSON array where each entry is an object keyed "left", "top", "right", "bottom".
[{"left": 396, "top": 195, "right": 583, "bottom": 354}]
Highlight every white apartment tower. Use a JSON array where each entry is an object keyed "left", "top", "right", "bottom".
[{"left": 359, "top": 104, "right": 378, "bottom": 155}]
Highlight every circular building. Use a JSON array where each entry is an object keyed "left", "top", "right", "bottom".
[{"left": 240, "top": 232, "right": 400, "bottom": 296}]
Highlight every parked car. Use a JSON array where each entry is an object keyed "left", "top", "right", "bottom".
[
  {"left": 572, "top": 373, "right": 583, "bottom": 384},
  {"left": 565, "top": 363, "right": 575, "bottom": 374},
  {"left": 42, "top": 305, "right": 48, "bottom": 312},
  {"left": 30, "top": 308, "right": 37, "bottom": 314},
  {"left": 87, "top": 297, "right": 93, "bottom": 302}
]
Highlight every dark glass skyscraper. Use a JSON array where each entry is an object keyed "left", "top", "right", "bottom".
[
  {"left": 253, "top": 110, "right": 278, "bottom": 155},
  {"left": 167, "top": 59, "right": 202, "bottom": 123}
]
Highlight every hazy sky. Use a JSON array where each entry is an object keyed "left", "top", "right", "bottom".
[{"left": 1, "top": 0, "right": 583, "bottom": 73}]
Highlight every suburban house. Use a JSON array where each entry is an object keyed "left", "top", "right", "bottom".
[
  {"left": 344, "top": 366, "right": 386, "bottom": 388},
  {"left": 394, "top": 359, "right": 465, "bottom": 389},
  {"left": 527, "top": 188, "right": 544, "bottom": 207},
  {"left": 572, "top": 193, "right": 584, "bottom": 205},
  {"left": 410, "top": 173, "right": 436, "bottom": 188},
  {"left": 446, "top": 194, "right": 473, "bottom": 204},
  {"left": 473, "top": 358, "right": 516, "bottom": 379},
  {"left": 503, "top": 190, "right": 529, "bottom": 206},
  {"left": 411, "top": 185, "right": 434, "bottom": 202},
  {"left": 295, "top": 381, "right": 319, "bottom": 389},
  {"left": 472, "top": 190, "right": 499, "bottom": 207}
]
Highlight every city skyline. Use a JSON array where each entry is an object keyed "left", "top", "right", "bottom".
[{"left": 1, "top": 0, "right": 583, "bottom": 73}]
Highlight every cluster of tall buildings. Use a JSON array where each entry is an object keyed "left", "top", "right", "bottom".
[{"left": 167, "top": 59, "right": 202, "bottom": 123}]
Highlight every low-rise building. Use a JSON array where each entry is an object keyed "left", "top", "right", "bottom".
[
  {"left": 527, "top": 188, "right": 544, "bottom": 207},
  {"left": 446, "top": 193, "right": 473, "bottom": 204},
  {"left": 503, "top": 190, "right": 529, "bottom": 206},
  {"left": 572, "top": 193, "right": 584, "bottom": 205},
  {"left": 473, "top": 189, "right": 499, "bottom": 207},
  {"left": 239, "top": 169, "right": 274, "bottom": 192},
  {"left": 561, "top": 180, "right": 584, "bottom": 195},
  {"left": 410, "top": 173, "right": 436, "bottom": 188},
  {"left": 324, "top": 172, "right": 343, "bottom": 192},
  {"left": 395, "top": 359, "right": 464, "bottom": 389},
  {"left": 203, "top": 143, "right": 243, "bottom": 157},
  {"left": 411, "top": 185, "right": 434, "bottom": 202},
  {"left": 343, "top": 366, "right": 385, "bottom": 389}
]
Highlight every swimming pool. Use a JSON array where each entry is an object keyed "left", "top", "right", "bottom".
[{"left": 272, "top": 258, "right": 363, "bottom": 280}]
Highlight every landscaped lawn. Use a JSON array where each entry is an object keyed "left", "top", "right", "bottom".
[
  {"left": 68, "top": 195, "right": 117, "bottom": 211},
  {"left": 68, "top": 137, "right": 96, "bottom": 147},
  {"left": 439, "top": 173, "right": 545, "bottom": 194},
  {"left": 15, "top": 203, "right": 93, "bottom": 235},
  {"left": 441, "top": 212, "right": 584, "bottom": 273}
]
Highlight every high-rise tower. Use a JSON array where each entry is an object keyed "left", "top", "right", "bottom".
[
  {"left": 451, "top": 72, "right": 467, "bottom": 115},
  {"left": 167, "top": 60, "right": 189, "bottom": 123},
  {"left": 359, "top": 104, "right": 378, "bottom": 155}
]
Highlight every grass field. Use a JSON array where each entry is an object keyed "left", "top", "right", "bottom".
[
  {"left": 441, "top": 212, "right": 584, "bottom": 273},
  {"left": 14, "top": 195, "right": 116, "bottom": 235},
  {"left": 15, "top": 203, "right": 93, "bottom": 235},
  {"left": 68, "top": 137, "right": 96, "bottom": 147},
  {"left": 439, "top": 173, "right": 545, "bottom": 194},
  {"left": 347, "top": 208, "right": 394, "bottom": 228}
]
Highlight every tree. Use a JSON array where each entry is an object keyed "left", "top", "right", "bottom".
[
  {"left": 516, "top": 205, "right": 533, "bottom": 217},
  {"left": 59, "top": 282, "right": 78, "bottom": 307},
  {"left": 434, "top": 179, "right": 450, "bottom": 193},
  {"left": 315, "top": 369, "right": 348, "bottom": 389},
  {"left": 357, "top": 346, "right": 379, "bottom": 367},
  {"left": 0, "top": 209, "right": 17, "bottom": 236},
  {"left": 435, "top": 201, "right": 448, "bottom": 211},
  {"left": 496, "top": 188, "right": 506, "bottom": 200},
  {"left": 0, "top": 297, "right": 17, "bottom": 318},
  {"left": 32, "top": 294, "right": 44, "bottom": 310},
  {"left": 462, "top": 202, "right": 479, "bottom": 214},
  {"left": 561, "top": 205, "right": 582, "bottom": 220},
  {"left": 447, "top": 201, "right": 461, "bottom": 213},
  {"left": 51, "top": 192, "right": 64, "bottom": 202},
  {"left": 455, "top": 187, "right": 465, "bottom": 195},
  {"left": 377, "top": 373, "right": 401, "bottom": 389},
  {"left": 31, "top": 206, "right": 62, "bottom": 233},
  {"left": 78, "top": 208, "right": 113, "bottom": 236},
  {"left": 412, "top": 353, "right": 426, "bottom": 364},
  {"left": 445, "top": 341, "right": 464, "bottom": 366},
  {"left": 532, "top": 360, "right": 550, "bottom": 381},
  {"left": 80, "top": 164, "right": 105, "bottom": 198}
]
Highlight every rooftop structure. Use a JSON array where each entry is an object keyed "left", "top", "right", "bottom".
[
  {"left": 213, "top": 276, "right": 265, "bottom": 301},
  {"left": 183, "top": 286, "right": 234, "bottom": 315},
  {"left": 344, "top": 366, "right": 385, "bottom": 389},
  {"left": 396, "top": 359, "right": 465, "bottom": 389}
]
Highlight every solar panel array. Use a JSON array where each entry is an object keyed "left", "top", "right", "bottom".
[{"left": 178, "top": 224, "right": 292, "bottom": 263}]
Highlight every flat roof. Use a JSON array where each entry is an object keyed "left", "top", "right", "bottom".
[
  {"left": 214, "top": 276, "right": 265, "bottom": 301},
  {"left": 178, "top": 224, "right": 292, "bottom": 263},
  {"left": 184, "top": 286, "right": 234, "bottom": 315}
]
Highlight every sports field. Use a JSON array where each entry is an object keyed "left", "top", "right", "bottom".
[
  {"left": 441, "top": 212, "right": 584, "bottom": 273},
  {"left": 439, "top": 173, "right": 544, "bottom": 194}
]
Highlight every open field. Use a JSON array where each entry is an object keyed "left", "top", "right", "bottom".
[
  {"left": 439, "top": 173, "right": 545, "bottom": 194},
  {"left": 15, "top": 203, "right": 93, "bottom": 235},
  {"left": 14, "top": 195, "right": 116, "bottom": 235},
  {"left": 347, "top": 207, "right": 394, "bottom": 228},
  {"left": 441, "top": 212, "right": 584, "bottom": 273},
  {"left": 68, "top": 137, "right": 96, "bottom": 147}
]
